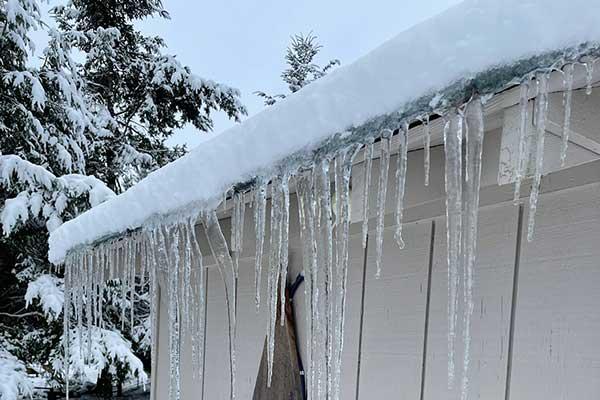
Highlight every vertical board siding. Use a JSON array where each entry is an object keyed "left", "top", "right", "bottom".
[
  {"left": 358, "top": 221, "right": 432, "bottom": 399},
  {"left": 510, "top": 182, "right": 600, "bottom": 400},
  {"left": 155, "top": 281, "right": 170, "bottom": 400},
  {"left": 202, "top": 265, "right": 230, "bottom": 399},
  {"left": 339, "top": 233, "right": 368, "bottom": 400},
  {"left": 156, "top": 179, "right": 600, "bottom": 400},
  {"left": 203, "top": 257, "right": 269, "bottom": 399},
  {"left": 424, "top": 204, "right": 518, "bottom": 400},
  {"left": 232, "top": 258, "right": 270, "bottom": 397}
]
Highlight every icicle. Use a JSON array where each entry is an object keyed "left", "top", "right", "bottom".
[
  {"left": 231, "top": 191, "right": 244, "bottom": 279},
  {"left": 527, "top": 73, "right": 549, "bottom": 242},
  {"left": 333, "top": 145, "right": 361, "bottom": 400},
  {"left": 86, "top": 251, "right": 93, "bottom": 362},
  {"left": 314, "top": 158, "right": 335, "bottom": 399},
  {"left": 394, "top": 123, "right": 408, "bottom": 249},
  {"left": 202, "top": 211, "right": 237, "bottom": 400},
  {"left": 296, "top": 175, "right": 313, "bottom": 399},
  {"left": 254, "top": 180, "right": 268, "bottom": 310},
  {"left": 76, "top": 253, "right": 83, "bottom": 359},
  {"left": 361, "top": 139, "right": 375, "bottom": 249},
  {"left": 95, "top": 247, "right": 103, "bottom": 329},
  {"left": 129, "top": 238, "right": 136, "bottom": 335},
  {"left": 140, "top": 235, "right": 148, "bottom": 288},
  {"left": 279, "top": 175, "right": 291, "bottom": 327},
  {"left": 374, "top": 130, "right": 392, "bottom": 278},
  {"left": 585, "top": 61, "right": 594, "bottom": 95},
  {"left": 423, "top": 116, "right": 431, "bottom": 186},
  {"left": 513, "top": 81, "right": 530, "bottom": 204},
  {"left": 461, "top": 97, "right": 485, "bottom": 400},
  {"left": 444, "top": 111, "right": 463, "bottom": 390},
  {"left": 560, "top": 64, "right": 574, "bottom": 166},
  {"left": 266, "top": 177, "right": 283, "bottom": 387},
  {"left": 189, "top": 219, "right": 206, "bottom": 382},
  {"left": 164, "top": 226, "right": 181, "bottom": 400},
  {"left": 120, "top": 242, "right": 127, "bottom": 331},
  {"left": 109, "top": 241, "right": 116, "bottom": 280},
  {"left": 148, "top": 230, "right": 160, "bottom": 385},
  {"left": 296, "top": 173, "right": 319, "bottom": 400},
  {"left": 63, "top": 255, "right": 71, "bottom": 400},
  {"left": 182, "top": 224, "right": 193, "bottom": 336}
]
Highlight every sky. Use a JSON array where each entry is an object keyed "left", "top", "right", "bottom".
[{"left": 134, "top": 0, "right": 463, "bottom": 149}]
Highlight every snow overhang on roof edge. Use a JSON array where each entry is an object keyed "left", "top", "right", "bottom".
[
  {"left": 48, "top": 42, "right": 600, "bottom": 265},
  {"left": 49, "top": 0, "right": 600, "bottom": 264}
]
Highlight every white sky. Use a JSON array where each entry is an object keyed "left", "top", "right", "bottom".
[{"left": 136, "top": 0, "right": 463, "bottom": 148}]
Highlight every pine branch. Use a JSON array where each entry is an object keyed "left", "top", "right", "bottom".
[{"left": 0, "top": 311, "right": 44, "bottom": 319}]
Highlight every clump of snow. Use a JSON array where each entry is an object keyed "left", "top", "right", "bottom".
[
  {"left": 0, "top": 155, "right": 115, "bottom": 235},
  {"left": 48, "top": 0, "right": 600, "bottom": 264},
  {"left": 25, "top": 274, "right": 64, "bottom": 321},
  {"left": 0, "top": 345, "right": 32, "bottom": 400},
  {"left": 61, "top": 328, "right": 148, "bottom": 387}
]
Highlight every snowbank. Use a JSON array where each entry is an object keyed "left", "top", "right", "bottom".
[
  {"left": 49, "top": 0, "right": 600, "bottom": 264},
  {"left": 0, "top": 346, "right": 32, "bottom": 400}
]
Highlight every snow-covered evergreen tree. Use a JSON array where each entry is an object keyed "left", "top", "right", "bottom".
[
  {"left": 256, "top": 32, "right": 339, "bottom": 106},
  {"left": 0, "top": 0, "right": 245, "bottom": 395},
  {"left": 53, "top": 0, "right": 247, "bottom": 191}
]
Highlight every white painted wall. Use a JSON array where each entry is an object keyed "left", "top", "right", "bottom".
[{"left": 154, "top": 89, "right": 600, "bottom": 399}]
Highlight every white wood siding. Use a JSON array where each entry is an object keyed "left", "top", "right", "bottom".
[{"left": 154, "top": 109, "right": 600, "bottom": 399}]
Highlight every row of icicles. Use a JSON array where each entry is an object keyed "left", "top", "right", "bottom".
[{"left": 62, "top": 58, "right": 595, "bottom": 400}]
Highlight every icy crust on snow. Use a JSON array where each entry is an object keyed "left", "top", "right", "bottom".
[{"left": 49, "top": 0, "right": 600, "bottom": 264}]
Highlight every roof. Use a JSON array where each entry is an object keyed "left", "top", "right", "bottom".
[{"left": 48, "top": 0, "right": 600, "bottom": 264}]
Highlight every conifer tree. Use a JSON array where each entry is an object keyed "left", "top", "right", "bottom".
[
  {"left": 256, "top": 32, "right": 339, "bottom": 106},
  {"left": 0, "top": 0, "right": 246, "bottom": 396}
]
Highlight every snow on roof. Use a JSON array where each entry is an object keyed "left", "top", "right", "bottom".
[{"left": 48, "top": 0, "right": 600, "bottom": 264}]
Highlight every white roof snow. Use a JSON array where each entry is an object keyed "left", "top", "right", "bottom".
[{"left": 48, "top": 0, "right": 600, "bottom": 264}]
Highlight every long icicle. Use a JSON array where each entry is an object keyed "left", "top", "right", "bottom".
[
  {"left": 167, "top": 226, "right": 181, "bottom": 400},
  {"left": 279, "top": 174, "right": 291, "bottom": 327},
  {"left": 527, "top": 73, "right": 549, "bottom": 242},
  {"left": 299, "top": 171, "right": 321, "bottom": 400},
  {"left": 461, "top": 97, "right": 485, "bottom": 400},
  {"left": 254, "top": 180, "right": 268, "bottom": 311},
  {"left": 375, "top": 130, "right": 392, "bottom": 278},
  {"left": 361, "top": 139, "right": 375, "bottom": 249},
  {"left": 202, "top": 211, "right": 237, "bottom": 399},
  {"left": 313, "top": 158, "right": 334, "bottom": 399},
  {"left": 333, "top": 145, "right": 361, "bottom": 400},
  {"left": 189, "top": 218, "right": 206, "bottom": 382},
  {"left": 513, "top": 80, "right": 531, "bottom": 204},
  {"left": 394, "top": 122, "right": 409, "bottom": 249},
  {"left": 316, "top": 158, "right": 334, "bottom": 399},
  {"left": 63, "top": 255, "right": 71, "bottom": 400},
  {"left": 266, "top": 178, "right": 283, "bottom": 387},
  {"left": 444, "top": 111, "right": 463, "bottom": 390},
  {"left": 296, "top": 174, "right": 313, "bottom": 400},
  {"left": 560, "top": 64, "right": 574, "bottom": 166}
]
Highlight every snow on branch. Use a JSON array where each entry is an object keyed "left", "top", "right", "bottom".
[
  {"left": 25, "top": 274, "right": 64, "bottom": 321},
  {"left": 0, "top": 155, "right": 115, "bottom": 235},
  {"left": 54, "top": 328, "right": 148, "bottom": 387}
]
